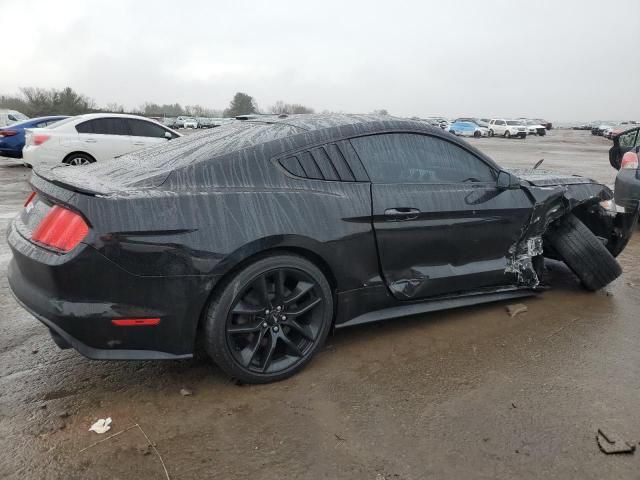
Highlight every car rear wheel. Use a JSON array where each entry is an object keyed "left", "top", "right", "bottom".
[
  {"left": 545, "top": 213, "right": 622, "bottom": 291},
  {"left": 204, "top": 253, "right": 333, "bottom": 383},
  {"left": 473, "top": 130, "right": 481, "bottom": 138},
  {"left": 63, "top": 153, "right": 95, "bottom": 166}
]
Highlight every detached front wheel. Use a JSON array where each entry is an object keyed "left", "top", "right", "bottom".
[
  {"left": 545, "top": 213, "right": 622, "bottom": 291},
  {"left": 204, "top": 253, "right": 333, "bottom": 383}
]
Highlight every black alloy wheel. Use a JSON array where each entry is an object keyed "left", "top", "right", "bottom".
[{"left": 204, "top": 254, "right": 333, "bottom": 383}]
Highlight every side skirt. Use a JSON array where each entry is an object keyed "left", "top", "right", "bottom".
[{"left": 335, "top": 288, "right": 538, "bottom": 329}]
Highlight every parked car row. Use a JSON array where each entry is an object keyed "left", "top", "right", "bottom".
[
  {"left": 161, "top": 116, "right": 234, "bottom": 130},
  {"left": 445, "top": 117, "right": 549, "bottom": 139},
  {"left": 589, "top": 121, "right": 638, "bottom": 138}
]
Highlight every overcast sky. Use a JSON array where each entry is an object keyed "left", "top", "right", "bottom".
[{"left": 2, "top": 0, "right": 639, "bottom": 121}]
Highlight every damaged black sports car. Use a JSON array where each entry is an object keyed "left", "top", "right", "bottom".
[{"left": 7, "top": 114, "right": 638, "bottom": 383}]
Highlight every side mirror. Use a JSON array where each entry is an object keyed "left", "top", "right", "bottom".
[
  {"left": 164, "top": 131, "right": 172, "bottom": 140},
  {"left": 497, "top": 170, "right": 520, "bottom": 190}
]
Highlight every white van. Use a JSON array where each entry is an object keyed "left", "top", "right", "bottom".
[{"left": 0, "top": 109, "right": 29, "bottom": 127}]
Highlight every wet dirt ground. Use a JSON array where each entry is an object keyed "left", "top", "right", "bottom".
[{"left": 1, "top": 130, "right": 639, "bottom": 479}]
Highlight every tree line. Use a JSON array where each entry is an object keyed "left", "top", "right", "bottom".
[{"left": 0, "top": 87, "right": 320, "bottom": 119}]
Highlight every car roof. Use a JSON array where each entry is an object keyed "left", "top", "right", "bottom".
[
  {"left": 43, "top": 113, "right": 500, "bottom": 194},
  {"left": 71, "top": 113, "right": 163, "bottom": 121},
  {"left": 0, "top": 116, "right": 69, "bottom": 129}
]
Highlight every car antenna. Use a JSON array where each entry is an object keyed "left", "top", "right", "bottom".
[{"left": 533, "top": 158, "right": 544, "bottom": 169}]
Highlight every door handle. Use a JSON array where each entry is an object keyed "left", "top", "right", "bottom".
[
  {"left": 384, "top": 207, "right": 421, "bottom": 221},
  {"left": 132, "top": 142, "right": 145, "bottom": 146},
  {"left": 83, "top": 139, "right": 97, "bottom": 143}
]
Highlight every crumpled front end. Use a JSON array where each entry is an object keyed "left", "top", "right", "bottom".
[{"left": 506, "top": 170, "right": 638, "bottom": 287}]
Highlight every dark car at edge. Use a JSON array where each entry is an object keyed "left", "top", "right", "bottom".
[
  {"left": 7, "top": 114, "right": 638, "bottom": 383},
  {"left": 609, "top": 126, "right": 640, "bottom": 210}
]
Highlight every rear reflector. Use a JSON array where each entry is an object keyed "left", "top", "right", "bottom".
[
  {"left": 621, "top": 151, "right": 639, "bottom": 169},
  {"left": 32, "top": 205, "right": 89, "bottom": 252},
  {"left": 24, "top": 191, "right": 37, "bottom": 207},
  {"left": 33, "top": 133, "right": 50, "bottom": 146},
  {"left": 0, "top": 130, "right": 18, "bottom": 137},
  {"left": 112, "top": 318, "right": 161, "bottom": 326}
]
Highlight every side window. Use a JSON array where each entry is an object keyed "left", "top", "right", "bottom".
[
  {"left": 76, "top": 120, "right": 94, "bottom": 134},
  {"left": 498, "top": 120, "right": 506, "bottom": 126},
  {"left": 78, "top": 118, "right": 129, "bottom": 135},
  {"left": 619, "top": 130, "right": 638, "bottom": 148},
  {"left": 277, "top": 142, "right": 365, "bottom": 182},
  {"left": 128, "top": 119, "right": 171, "bottom": 138},
  {"left": 350, "top": 133, "right": 496, "bottom": 184}
]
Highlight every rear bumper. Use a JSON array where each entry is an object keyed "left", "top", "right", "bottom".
[
  {"left": 614, "top": 168, "right": 640, "bottom": 210},
  {"left": 0, "top": 148, "right": 22, "bottom": 158},
  {"left": 22, "top": 145, "right": 65, "bottom": 167},
  {"left": 7, "top": 219, "right": 215, "bottom": 360}
]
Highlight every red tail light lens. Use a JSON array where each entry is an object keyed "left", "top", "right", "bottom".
[
  {"left": 33, "top": 134, "right": 50, "bottom": 146},
  {"left": 621, "top": 152, "right": 639, "bottom": 169},
  {"left": 32, "top": 205, "right": 89, "bottom": 252},
  {"left": 112, "top": 318, "right": 161, "bottom": 327},
  {"left": 0, "top": 130, "right": 18, "bottom": 137}
]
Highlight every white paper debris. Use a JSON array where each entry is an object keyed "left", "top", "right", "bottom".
[{"left": 89, "top": 417, "right": 112, "bottom": 434}]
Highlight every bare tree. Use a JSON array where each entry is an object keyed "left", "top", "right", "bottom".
[{"left": 270, "top": 100, "right": 314, "bottom": 114}]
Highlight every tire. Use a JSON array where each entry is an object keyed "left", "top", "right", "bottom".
[
  {"left": 203, "top": 253, "right": 333, "bottom": 384},
  {"left": 63, "top": 152, "right": 95, "bottom": 166},
  {"left": 473, "top": 130, "right": 481, "bottom": 138},
  {"left": 504, "top": 130, "right": 511, "bottom": 138},
  {"left": 545, "top": 213, "right": 622, "bottom": 291},
  {"left": 489, "top": 129, "right": 495, "bottom": 137}
]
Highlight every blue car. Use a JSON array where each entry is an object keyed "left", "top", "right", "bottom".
[
  {"left": 448, "top": 120, "right": 489, "bottom": 138},
  {"left": 0, "top": 116, "right": 69, "bottom": 159}
]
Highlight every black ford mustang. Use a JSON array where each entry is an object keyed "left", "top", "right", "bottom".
[{"left": 7, "top": 114, "right": 638, "bottom": 383}]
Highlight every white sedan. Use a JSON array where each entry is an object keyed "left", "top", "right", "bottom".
[
  {"left": 23, "top": 113, "right": 181, "bottom": 167},
  {"left": 183, "top": 118, "right": 199, "bottom": 129}
]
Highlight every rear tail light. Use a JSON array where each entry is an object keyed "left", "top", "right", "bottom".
[
  {"left": 32, "top": 205, "right": 89, "bottom": 252},
  {"left": 621, "top": 152, "right": 639, "bottom": 169},
  {"left": 33, "top": 134, "right": 50, "bottom": 146},
  {"left": 0, "top": 130, "right": 18, "bottom": 137}
]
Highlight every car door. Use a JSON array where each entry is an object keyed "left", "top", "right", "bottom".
[
  {"left": 351, "top": 132, "right": 535, "bottom": 300},
  {"left": 609, "top": 128, "right": 639, "bottom": 169},
  {"left": 126, "top": 118, "right": 176, "bottom": 152},
  {"left": 75, "top": 117, "right": 132, "bottom": 161}
]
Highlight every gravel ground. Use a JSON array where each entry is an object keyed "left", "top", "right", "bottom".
[{"left": 1, "top": 129, "right": 639, "bottom": 479}]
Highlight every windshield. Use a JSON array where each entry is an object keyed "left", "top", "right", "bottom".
[
  {"left": 10, "top": 112, "right": 29, "bottom": 121},
  {"left": 507, "top": 121, "right": 524, "bottom": 126}
]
